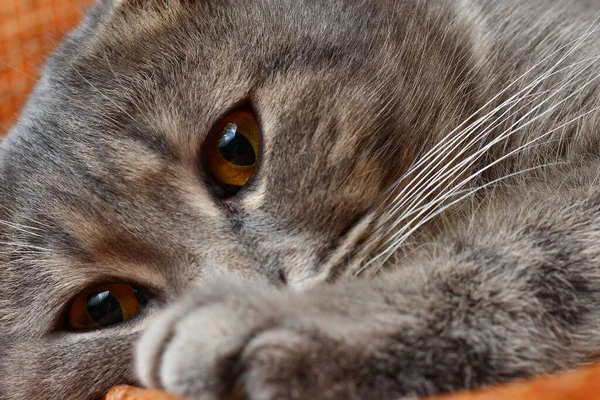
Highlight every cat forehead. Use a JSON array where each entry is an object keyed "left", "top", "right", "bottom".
[
  {"left": 3, "top": 0, "right": 476, "bottom": 232},
  {"left": 23, "top": 0, "right": 472, "bottom": 215}
]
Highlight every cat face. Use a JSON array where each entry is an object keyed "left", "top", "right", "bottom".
[{"left": 0, "top": 0, "right": 480, "bottom": 398}]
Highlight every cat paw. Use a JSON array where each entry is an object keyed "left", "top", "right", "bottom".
[{"left": 136, "top": 281, "right": 370, "bottom": 400}]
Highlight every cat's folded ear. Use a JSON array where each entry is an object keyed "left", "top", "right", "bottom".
[
  {"left": 80, "top": 0, "right": 199, "bottom": 41},
  {"left": 97, "top": 0, "right": 197, "bottom": 11},
  {"left": 88, "top": 0, "right": 200, "bottom": 27}
]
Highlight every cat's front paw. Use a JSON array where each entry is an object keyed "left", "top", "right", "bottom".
[{"left": 136, "top": 281, "right": 371, "bottom": 400}]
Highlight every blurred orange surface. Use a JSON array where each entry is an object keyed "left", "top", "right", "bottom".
[
  {"left": 105, "top": 363, "right": 600, "bottom": 400},
  {"left": 0, "top": 0, "right": 94, "bottom": 136}
]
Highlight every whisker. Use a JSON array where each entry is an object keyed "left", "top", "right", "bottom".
[
  {"left": 0, "top": 241, "right": 53, "bottom": 254},
  {"left": 373, "top": 65, "right": 589, "bottom": 227},
  {"left": 102, "top": 50, "right": 148, "bottom": 119},
  {"left": 0, "top": 60, "right": 37, "bottom": 82},
  {"left": 378, "top": 163, "right": 564, "bottom": 267},
  {"left": 0, "top": 204, "right": 54, "bottom": 230},
  {"left": 350, "top": 22, "right": 600, "bottom": 276},
  {"left": 353, "top": 161, "right": 563, "bottom": 277},
  {"left": 386, "top": 139, "right": 565, "bottom": 226},
  {"left": 0, "top": 221, "right": 43, "bottom": 237},
  {"left": 380, "top": 90, "right": 548, "bottom": 221},
  {"left": 380, "top": 56, "right": 600, "bottom": 232},
  {"left": 49, "top": 38, "right": 142, "bottom": 126},
  {"left": 371, "top": 22, "right": 600, "bottom": 212},
  {"left": 375, "top": 103, "right": 600, "bottom": 268}
]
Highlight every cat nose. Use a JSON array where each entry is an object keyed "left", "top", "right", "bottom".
[
  {"left": 188, "top": 255, "right": 326, "bottom": 291},
  {"left": 186, "top": 232, "right": 334, "bottom": 290}
]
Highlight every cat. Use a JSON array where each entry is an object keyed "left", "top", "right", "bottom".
[{"left": 3, "top": 0, "right": 600, "bottom": 399}]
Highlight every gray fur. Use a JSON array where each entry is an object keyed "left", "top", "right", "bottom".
[{"left": 2, "top": 0, "right": 600, "bottom": 399}]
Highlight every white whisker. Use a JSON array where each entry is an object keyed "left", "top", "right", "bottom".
[
  {"left": 381, "top": 56, "right": 600, "bottom": 233},
  {"left": 0, "top": 241, "right": 53, "bottom": 254},
  {"left": 58, "top": 54, "right": 141, "bottom": 126},
  {"left": 372, "top": 22, "right": 600, "bottom": 212},
  {"left": 0, "top": 221, "right": 43, "bottom": 237},
  {"left": 373, "top": 103, "right": 600, "bottom": 270}
]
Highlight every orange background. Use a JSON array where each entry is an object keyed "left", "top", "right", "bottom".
[{"left": 0, "top": 0, "right": 94, "bottom": 136}]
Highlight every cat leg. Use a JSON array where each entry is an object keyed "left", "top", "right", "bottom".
[{"left": 137, "top": 164, "right": 600, "bottom": 400}]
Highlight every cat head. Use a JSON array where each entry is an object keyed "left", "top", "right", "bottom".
[{"left": 0, "top": 0, "right": 479, "bottom": 397}]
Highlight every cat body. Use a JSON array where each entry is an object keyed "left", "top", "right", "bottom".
[{"left": 2, "top": 0, "right": 600, "bottom": 399}]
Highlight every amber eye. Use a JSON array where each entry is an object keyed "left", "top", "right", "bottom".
[
  {"left": 67, "top": 283, "right": 142, "bottom": 330},
  {"left": 206, "top": 108, "right": 260, "bottom": 194}
]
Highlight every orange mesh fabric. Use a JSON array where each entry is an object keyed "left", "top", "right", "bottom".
[{"left": 0, "top": 0, "right": 94, "bottom": 135}]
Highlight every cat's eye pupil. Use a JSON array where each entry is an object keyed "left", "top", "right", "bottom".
[
  {"left": 67, "top": 283, "right": 143, "bottom": 331},
  {"left": 205, "top": 109, "right": 260, "bottom": 193},
  {"left": 218, "top": 123, "right": 256, "bottom": 167},
  {"left": 86, "top": 290, "right": 124, "bottom": 327}
]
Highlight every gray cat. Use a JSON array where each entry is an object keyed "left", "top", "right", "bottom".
[{"left": 2, "top": 0, "right": 600, "bottom": 399}]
